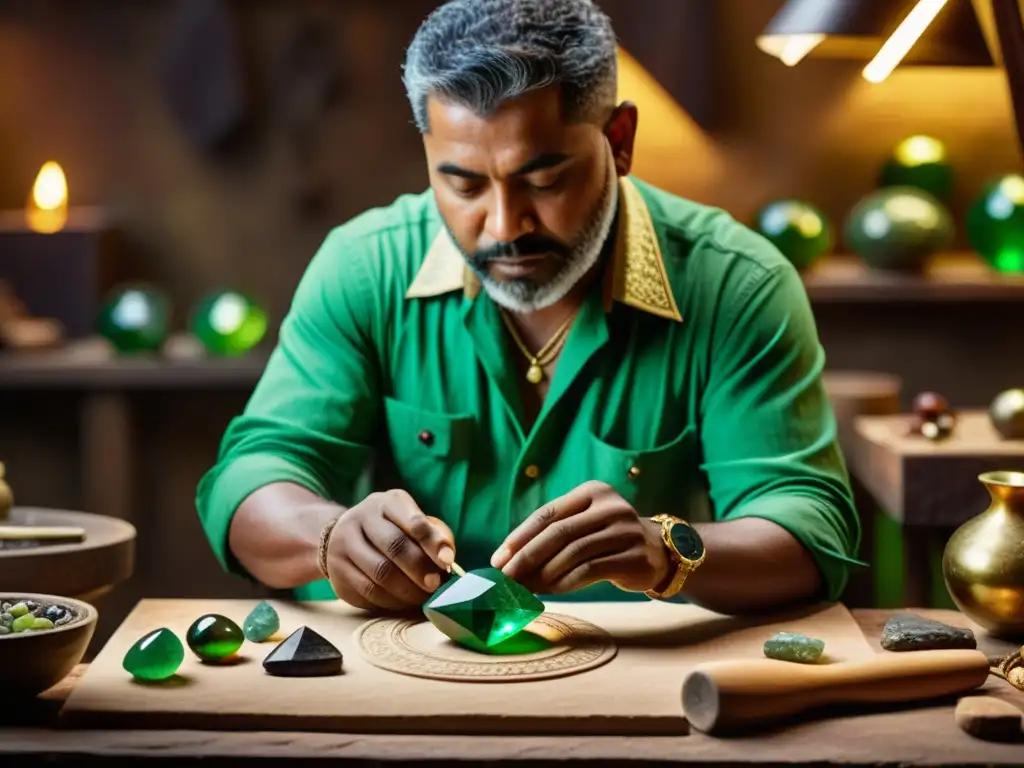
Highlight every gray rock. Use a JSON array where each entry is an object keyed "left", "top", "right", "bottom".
[{"left": 881, "top": 613, "right": 976, "bottom": 651}]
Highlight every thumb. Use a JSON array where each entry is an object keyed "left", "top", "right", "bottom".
[{"left": 425, "top": 515, "right": 456, "bottom": 568}]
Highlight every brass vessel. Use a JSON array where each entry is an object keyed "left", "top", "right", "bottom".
[
  {"left": 0, "top": 461, "right": 11, "bottom": 521},
  {"left": 942, "top": 471, "right": 1024, "bottom": 639}
]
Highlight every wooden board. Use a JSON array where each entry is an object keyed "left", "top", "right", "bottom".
[{"left": 59, "top": 599, "right": 875, "bottom": 736}]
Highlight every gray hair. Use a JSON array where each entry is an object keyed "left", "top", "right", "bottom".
[{"left": 402, "top": 0, "right": 618, "bottom": 133}]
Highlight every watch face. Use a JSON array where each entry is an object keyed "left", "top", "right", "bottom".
[{"left": 671, "top": 523, "right": 705, "bottom": 561}]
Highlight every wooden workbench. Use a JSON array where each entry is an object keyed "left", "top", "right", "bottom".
[{"left": 3, "top": 608, "right": 1022, "bottom": 766}]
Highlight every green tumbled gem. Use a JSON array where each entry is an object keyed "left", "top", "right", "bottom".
[
  {"left": 11, "top": 613, "right": 36, "bottom": 633},
  {"left": 879, "top": 135, "right": 952, "bottom": 202},
  {"left": 844, "top": 186, "right": 953, "bottom": 272},
  {"left": 30, "top": 617, "right": 54, "bottom": 630},
  {"left": 97, "top": 285, "right": 171, "bottom": 354},
  {"left": 191, "top": 290, "right": 268, "bottom": 356},
  {"left": 423, "top": 567, "right": 545, "bottom": 652},
  {"left": 763, "top": 632, "right": 825, "bottom": 663},
  {"left": 243, "top": 601, "right": 280, "bottom": 643},
  {"left": 755, "top": 199, "right": 832, "bottom": 270},
  {"left": 967, "top": 174, "right": 1024, "bottom": 273},
  {"left": 123, "top": 627, "right": 185, "bottom": 681},
  {"left": 9, "top": 602, "right": 28, "bottom": 618},
  {"left": 186, "top": 614, "right": 244, "bottom": 662}
]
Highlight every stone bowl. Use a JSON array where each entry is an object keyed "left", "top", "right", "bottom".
[{"left": 0, "top": 593, "right": 97, "bottom": 697}]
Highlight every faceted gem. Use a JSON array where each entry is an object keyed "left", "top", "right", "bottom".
[
  {"left": 844, "top": 187, "right": 954, "bottom": 272},
  {"left": 97, "top": 285, "right": 170, "bottom": 354},
  {"left": 881, "top": 613, "right": 976, "bottom": 651},
  {"left": 763, "top": 632, "right": 825, "bottom": 663},
  {"left": 423, "top": 567, "right": 545, "bottom": 652},
  {"left": 123, "top": 627, "right": 185, "bottom": 681},
  {"left": 879, "top": 135, "right": 952, "bottom": 202},
  {"left": 755, "top": 199, "right": 832, "bottom": 270},
  {"left": 967, "top": 174, "right": 1024, "bottom": 273},
  {"left": 191, "top": 290, "right": 268, "bottom": 356},
  {"left": 262, "top": 626, "right": 342, "bottom": 677},
  {"left": 186, "top": 614, "right": 244, "bottom": 662},
  {"left": 243, "top": 601, "right": 280, "bottom": 642}
]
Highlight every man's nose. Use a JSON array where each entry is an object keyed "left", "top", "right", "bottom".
[{"left": 485, "top": 187, "right": 536, "bottom": 244}]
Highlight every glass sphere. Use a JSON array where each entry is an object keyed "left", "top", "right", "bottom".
[
  {"left": 191, "top": 290, "right": 268, "bottom": 356},
  {"left": 97, "top": 285, "right": 170, "bottom": 354},
  {"left": 967, "top": 174, "right": 1024, "bottom": 273},
  {"left": 845, "top": 186, "right": 954, "bottom": 272},
  {"left": 879, "top": 135, "right": 952, "bottom": 202},
  {"left": 755, "top": 199, "right": 832, "bottom": 270}
]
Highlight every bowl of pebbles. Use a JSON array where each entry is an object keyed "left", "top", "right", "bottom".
[{"left": 0, "top": 593, "right": 97, "bottom": 696}]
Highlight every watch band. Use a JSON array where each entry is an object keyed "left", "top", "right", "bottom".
[{"left": 645, "top": 514, "right": 702, "bottom": 600}]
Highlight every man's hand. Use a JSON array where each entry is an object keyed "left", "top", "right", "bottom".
[
  {"left": 490, "top": 481, "right": 671, "bottom": 594},
  {"left": 324, "top": 489, "right": 455, "bottom": 611}
]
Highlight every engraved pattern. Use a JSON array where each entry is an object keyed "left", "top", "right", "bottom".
[
  {"left": 619, "top": 179, "right": 682, "bottom": 321},
  {"left": 354, "top": 613, "right": 617, "bottom": 683}
]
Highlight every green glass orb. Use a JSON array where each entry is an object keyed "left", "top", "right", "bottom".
[
  {"left": 755, "top": 199, "right": 832, "bottom": 270},
  {"left": 122, "top": 627, "right": 184, "bottom": 681},
  {"left": 97, "top": 286, "right": 170, "bottom": 354},
  {"left": 186, "top": 614, "right": 244, "bottom": 662},
  {"left": 845, "top": 186, "right": 954, "bottom": 272},
  {"left": 967, "top": 174, "right": 1024, "bottom": 273},
  {"left": 191, "top": 290, "right": 268, "bottom": 356},
  {"left": 879, "top": 135, "right": 952, "bottom": 202}
]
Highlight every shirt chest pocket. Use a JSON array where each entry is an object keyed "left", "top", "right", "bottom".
[
  {"left": 587, "top": 424, "right": 712, "bottom": 523},
  {"left": 382, "top": 396, "right": 475, "bottom": 530}
]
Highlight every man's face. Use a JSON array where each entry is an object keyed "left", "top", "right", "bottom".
[{"left": 422, "top": 88, "right": 634, "bottom": 311}]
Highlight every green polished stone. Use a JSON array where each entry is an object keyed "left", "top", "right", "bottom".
[
  {"left": 11, "top": 613, "right": 35, "bottom": 633},
  {"left": 191, "top": 290, "right": 268, "bottom": 356},
  {"left": 763, "top": 632, "right": 825, "bottom": 663},
  {"left": 845, "top": 186, "right": 954, "bottom": 271},
  {"left": 122, "top": 627, "right": 185, "bottom": 681},
  {"left": 97, "top": 285, "right": 170, "bottom": 354},
  {"left": 186, "top": 614, "right": 244, "bottom": 662},
  {"left": 879, "top": 135, "right": 952, "bottom": 202},
  {"left": 755, "top": 199, "right": 832, "bottom": 270},
  {"left": 967, "top": 174, "right": 1024, "bottom": 273},
  {"left": 243, "top": 601, "right": 280, "bottom": 643},
  {"left": 423, "top": 567, "right": 545, "bottom": 652}
]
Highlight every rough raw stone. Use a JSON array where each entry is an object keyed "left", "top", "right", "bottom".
[
  {"left": 881, "top": 613, "right": 976, "bottom": 651},
  {"left": 262, "top": 626, "right": 342, "bottom": 677},
  {"left": 243, "top": 601, "right": 280, "bottom": 643},
  {"left": 763, "top": 632, "right": 825, "bottom": 663}
]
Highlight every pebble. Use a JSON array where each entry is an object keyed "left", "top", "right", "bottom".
[
  {"left": 763, "top": 631, "right": 826, "bottom": 663},
  {"left": 0, "top": 597, "right": 77, "bottom": 634},
  {"left": 8, "top": 602, "right": 28, "bottom": 618},
  {"left": 0, "top": 626, "right": 8, "bottom": 635},
  {"left": 880, "top": 613, "right": 976, "bottom": 651}
]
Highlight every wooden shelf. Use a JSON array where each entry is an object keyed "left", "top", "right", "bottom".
[{"left": 802, "top": 253, "right": 1024, "bottom": 303}]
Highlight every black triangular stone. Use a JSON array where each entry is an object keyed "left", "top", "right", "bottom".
[{"left": 262, "top": 626, "right": 343, "bottom": 677}]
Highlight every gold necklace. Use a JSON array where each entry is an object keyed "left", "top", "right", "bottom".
[{"left": 500, "top": 308, "right": 578, "bottom": 384}]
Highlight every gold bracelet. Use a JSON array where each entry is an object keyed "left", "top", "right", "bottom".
[{"left": 316, "top": 514, "right": 342, "bottom": 579}]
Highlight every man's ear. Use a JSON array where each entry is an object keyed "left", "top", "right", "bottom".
[{"left": 604, "top": 101, "right": 638, "bottom": 177}]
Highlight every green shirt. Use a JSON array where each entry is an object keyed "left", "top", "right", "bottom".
[{"left": 196, "top": 176, "right": 862, "bottom": 603}]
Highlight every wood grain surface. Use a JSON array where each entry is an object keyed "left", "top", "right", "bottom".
[{"left": 58, "top": 599, "right": 874, "bottom": 735}]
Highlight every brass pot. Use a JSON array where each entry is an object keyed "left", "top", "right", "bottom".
[{"left": 942, "top": 471, "right": 1024, "bottom": 639}]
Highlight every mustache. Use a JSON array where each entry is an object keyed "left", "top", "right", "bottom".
[{"left": 469, "top": 234, "right": 571, "bottom": 264}]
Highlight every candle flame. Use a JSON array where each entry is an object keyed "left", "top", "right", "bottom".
[{"left": 26, "top": 161, "right": 68, "bottom": 233}]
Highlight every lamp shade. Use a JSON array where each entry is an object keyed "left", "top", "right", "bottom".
[{"left": 757, "top": 0, "right": 995, "bottom": 67}]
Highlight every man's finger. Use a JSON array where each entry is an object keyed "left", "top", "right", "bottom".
[
  {"left": 347, "top": 525, "right": 430, "bottom": 607},
  {"left": 533, "top": 527, "right": 628, "bottom": 587},
  {"left": 331, "top": 554, "right": 409, "bottom": 610},
  {"left": 546, "top": 552, "right": 634, "bottom": 594},
  {"left": 363, "top": 514, "right": 443, "bottom": 593},
  {"left": 380, "top": 491, "right": 455, "bottom": 570},
  {"left": 500, "top": 503, "right": 609, "bottom": 581},
  {"left": 491, "top": 486, "right": 592, "bottom": 568}
]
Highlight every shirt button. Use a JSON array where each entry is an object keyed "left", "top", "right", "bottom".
[
  {"left": 418, "top": 430, "right": 435, "bottom": 447},
  {"left": 627, "top": 466, "right": 641, "bottom": 482},
  {"left": 524, "top": 464, "right": 540, "bottom": 479}
]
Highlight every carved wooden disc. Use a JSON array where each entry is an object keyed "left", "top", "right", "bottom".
[{"left": 354, "top": 612, "right": 617, "bottom": 683}]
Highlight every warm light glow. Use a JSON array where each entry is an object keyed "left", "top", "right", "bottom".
[
  {"left": 26, "top": 160, "right": 69, "bottom": 234},
  {"left": 894, "top": 134, "right": 946, "bottom": 165},
  {"left": 756, "top": 33, "right": 825, "bottom": 66},
  {"left": 863, "top": 0, "right": 949, "bottom": 83}
]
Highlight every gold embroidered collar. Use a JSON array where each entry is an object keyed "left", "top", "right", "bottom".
[{"left": 405, "top": 176, "right": 682, "bottom": 322}]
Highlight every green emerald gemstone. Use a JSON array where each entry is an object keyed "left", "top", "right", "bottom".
[
  {"left": 763, "top": 632, "right": 825, "bottom": 663},
  {"left": 755, "top": 199, "right": 832, "bottom": 270},
  {"left": 423, "top": 567, "right": 545, "bottom": 652},
  {"left": 191, "top": 290, "right": 268, "bottom": 356},
  {"left": 967, "top": 174, "right": 1024, "bottom": 273},
  {"left": 844, "top": 186, "right": 954, "bottom": 272},
  {"left": 879, "top": 135, "right": 952, "bottom": 202},
  {"left": 123, "top": 627, "right": 185, "bottom": 681},
  {"left": 186, "top": 614, "right": 244, "bottom": 662},
  {"left": 243, "top": 601, "right": 280, "bottom": 643},
  {"left": 97, "top": 285, "right": 170, "bottom": 354}
]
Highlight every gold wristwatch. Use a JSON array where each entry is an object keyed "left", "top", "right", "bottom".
[{"left": 644, "top": 514, "right": 706, "bottom": 600}]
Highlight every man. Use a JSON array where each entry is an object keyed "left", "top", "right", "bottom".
[{"left": 196, "top": 0, "right": 862, "bottom": 614}]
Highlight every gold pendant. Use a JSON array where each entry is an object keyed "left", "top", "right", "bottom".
[{"left": 526, "top": 363, "right": 544, "bottom": 384}]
